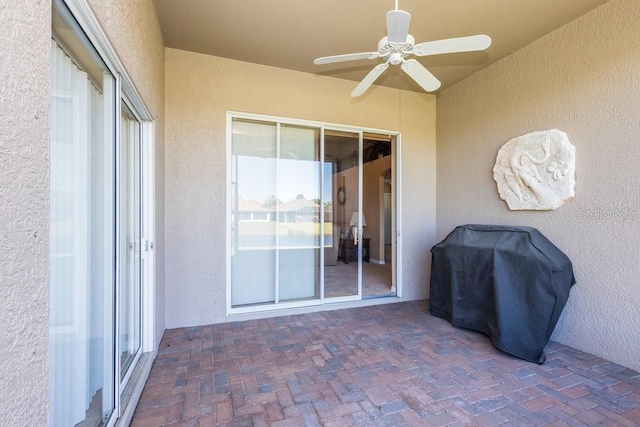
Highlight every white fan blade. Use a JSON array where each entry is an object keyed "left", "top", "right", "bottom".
[
  {"left": 314, "top": 52, "right": 379, "bottom": 65},
  {"left": 351, "top": 63, "right": 389, "bottom": 97},
  {"left": 401, "top": 59, "right": 441, "bottom": 92},
  {"left": 413, "top": 35, "right": 492, "bottom": 57},
  {"left": 386, "top": 10, "right": 411, "bottom": 44}
]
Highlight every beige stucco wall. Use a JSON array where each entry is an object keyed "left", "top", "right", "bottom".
[
  {"left": 0, "top": 1, "right": 51, "bottom": 424},
  {"left": 436, "top": 0, "right": 640, "bottom": 371},
  {"left": 165, "top": 48, "right": 436, "bottom": 328},
  {"left": 88, "top": 0, "right": 167, "bottom": 343}
]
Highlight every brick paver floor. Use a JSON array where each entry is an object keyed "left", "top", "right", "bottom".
[{"left": 132, "top": 301, "right": 640, "bottom": 426}]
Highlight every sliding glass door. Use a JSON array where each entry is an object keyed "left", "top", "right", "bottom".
[
  {"left": 323, "top": 130, "right": 363, "bottom": 300},
  {"left": 50, "top": 3, "right": 150, "bottom": 425},
  {"left": 119, "top": 101, "right": 142, "bottom": 384},
  {"left": 230, "top": 119, "right": 322, "bottom": 308},
  {"left": 231, "top": 119, "right": 277, "bottom": 306},
  {"left": 278, "top": 124, "right": 322, "bottom": 302},
  {"left": 229, "top": 113, "right": 397, "bottom": 314}
]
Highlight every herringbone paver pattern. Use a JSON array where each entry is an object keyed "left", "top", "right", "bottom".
[{"left": 132, "top": 301, "right": 640, "bottom": 426}]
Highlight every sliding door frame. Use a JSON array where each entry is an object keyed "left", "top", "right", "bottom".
[
  {"left": 51, "top": 1, "right": 156, "bottom": 425},
  {"left": 321, "top": 126, "right": 364, "bottom": 304},
  {"left": 226, "top": 111, "right": 402, "bottom": 316}
]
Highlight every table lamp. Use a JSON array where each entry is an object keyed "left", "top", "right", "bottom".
[{"left": 349, "top": 212, "right": 367, "bottom": 245}]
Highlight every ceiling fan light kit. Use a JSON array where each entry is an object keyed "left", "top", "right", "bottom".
[{"left": 314, "top": 3, "right": 492, "bottom": 97}]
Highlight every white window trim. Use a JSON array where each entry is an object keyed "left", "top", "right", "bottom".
[
  {"left": 225, "top": 111, "right": 403, "bottom": 317},
  {"left": 141, "top": 121, "right": 156, "bottom": 353}
]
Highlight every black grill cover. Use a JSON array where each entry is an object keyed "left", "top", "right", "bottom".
[{"left": 429, "top": 224, "right": 575, "bottom": 363}]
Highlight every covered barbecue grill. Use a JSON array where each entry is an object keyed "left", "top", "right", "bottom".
[{"left": 429, "top": 224, "right": 575, "bottom": 363}]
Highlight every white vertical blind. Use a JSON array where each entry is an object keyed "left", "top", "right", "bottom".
[
  {"left": 50, "top": 39, "right": 90, "bottom": 426},
  {"left": 50, "top": 37, "right": 115, "bottom": 426}
]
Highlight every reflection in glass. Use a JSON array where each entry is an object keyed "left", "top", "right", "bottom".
[
  {"left": 231, "top": 119, "right": 277, "bottom": 306},
  {"left": 231, "top": 120, "right": 322, "bottom": 306},
  {"left": 278, "top": 125, "right": 321, "bottom": 302}
]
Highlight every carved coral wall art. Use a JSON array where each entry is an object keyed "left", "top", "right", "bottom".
[{"left": 493, "top": 129, "right": 576, "bottom": 211}]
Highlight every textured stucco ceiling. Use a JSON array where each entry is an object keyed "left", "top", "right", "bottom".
[{"left": 154, "top": 0, "right": 611, "bottom": 94}]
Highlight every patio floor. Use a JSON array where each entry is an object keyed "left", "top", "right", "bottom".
[{"left": 131, "top": 301, "right": 640, "bottom": 426}]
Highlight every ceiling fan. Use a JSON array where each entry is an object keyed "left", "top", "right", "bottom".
[{"left": 313, "top": 1, "right": 492, "bottom": 97}]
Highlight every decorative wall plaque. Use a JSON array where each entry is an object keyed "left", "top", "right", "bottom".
[{"left": 493, "top": 129, "right": 576, "bottom": 211}]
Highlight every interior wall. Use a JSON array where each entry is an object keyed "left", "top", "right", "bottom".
[
  {"left": 88, "top": 0, "right": 167, "bottom": 343},
  {"left": 363, "top": 156, "right": 392, "bottom": 263},
  {"left": 165, "top": 48, "right": 436, "bottom": 328},
  {"left": 0, "top": 1, "right": 51, "bottom": 424},
  {"left": 335, "top": 156, "right": 392, "bottom": 263},
  {"left": 436, "top": 0, "right": 640, "bottom": 371}
]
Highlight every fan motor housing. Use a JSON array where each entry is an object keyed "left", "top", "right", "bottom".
[
  {"left": 389, "top": 53, "right": 403, "bottom": 65},
  {"left": 378, "top": 35, "right": 415, "bottom": 65}
]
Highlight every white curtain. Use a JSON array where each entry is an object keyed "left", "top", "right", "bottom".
[
  {"left": 50, "top": 38, "right": 90, "bottom": 427},
  {"left": 49, "top": 38, "right": 114, "bottom": 427}
]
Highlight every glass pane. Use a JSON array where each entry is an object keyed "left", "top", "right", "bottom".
[
  {"left": 231, "top": 119, "right": 277, "bottom": 306},
  {"left": 49, "top": 6, "right": 116, "bottom": 425},
  {"left": 362, "top": 137, "right": 396, "bottom": 298},
  {"left": 278, "top": 125, "right": 321, "bottom": 302},
  {"left": 324, "top": 131, "right": 361, "bottom": 298},
  {"left": 119, "top": 101, "right": 142, "bottom": 381}
]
